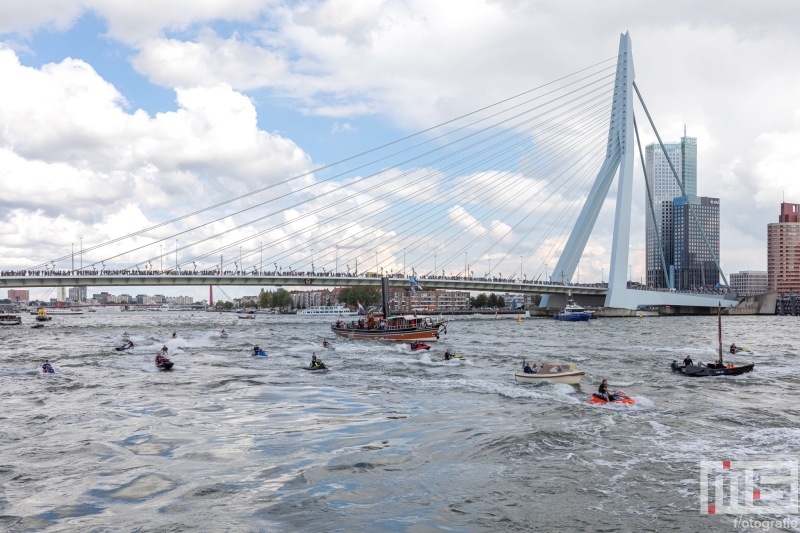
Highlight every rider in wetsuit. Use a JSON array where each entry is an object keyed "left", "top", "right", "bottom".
[
  {"left": 683, "top": 355, "right": 694, "bottom": 367},
  {"left": 310, "top": 353, "right": 324, "bottom": 368},
  {"left": 42, "top": 360, "right": 54, "bottom": 373},
  {"left": 444, "top": 350, "right": 452, "bottom": 360},
  {"left": 729, "top": 343, "right": 737, "bottom": 354},
  {"left": 253, "top": 345, "right": 261, "bottom": 356}
]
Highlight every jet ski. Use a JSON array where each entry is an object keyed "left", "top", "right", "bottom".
[
  {"left": 253, "top": 349, "right": 267, "bottom": 357},
  {"left": 115, "top": 341, "right": 135, "bottom": 352},
  {"left": 122, "top": 332, "right": 130, "bottom": 339},
  {"left": 410, "top": 342, "right": 431, "bottom": 351},
  {"left": 156, "top": 356, "right": 174, "bottom": 370},
  {"left": 586, "top": 391, "right": 636, "bottom": 405},
  {"left": 31, "top": 323, "right": 44, "bottom": 329},
  {"left": 41, "top": 364, "right": 55, "bottom": 374},
  {"left": 321, "top": 342, "right": 335, "bottom": 350},
  {"left": 730, "top": 347, "right": 752, "bottom": 354},
  {"left": 441, "top": 354, "right": 465, "bottom": 362},
  {"left": 220, "top": 332, "right": 228, "bottom": 339},
  {"left": 304, "top": 363, "right": 328, "bottom": 371}
]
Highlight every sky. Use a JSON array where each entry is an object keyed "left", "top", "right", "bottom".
[{"left": 2, "top": 0, "right": 800, "bottom": 301}]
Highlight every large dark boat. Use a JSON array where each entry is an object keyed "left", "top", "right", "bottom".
[
  {"left": 330, "top": 277, "right": 447, "bottom": 342},
  {"left": 671, "top": 304, "right": 754, "bottom": 377}
]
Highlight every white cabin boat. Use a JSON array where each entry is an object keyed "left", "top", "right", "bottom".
[{"left": 298, "top": 305, "right": 358, "bottom": 317}]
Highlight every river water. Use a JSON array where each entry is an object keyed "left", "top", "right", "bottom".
[{"left": 0, "top": 312, "right": 798, "bottom": 532}]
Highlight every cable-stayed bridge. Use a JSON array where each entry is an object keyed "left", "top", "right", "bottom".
[{"left": 0, "top": 33, "right": 738, "bottom": 310}]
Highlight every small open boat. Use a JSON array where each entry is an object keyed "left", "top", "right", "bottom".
[{"left": 515, "top": 362, "right": 585, "bottom": 385}]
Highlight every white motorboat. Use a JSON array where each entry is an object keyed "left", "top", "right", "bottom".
[
  {"left": 515, "top": 362, "right": 585, "bottom": 385},
  {"left": 298, "top": 305, "right": 358, "bottom": 317},
  {"left": 0, "top": 314, "right": 22, "bottom": 326}
]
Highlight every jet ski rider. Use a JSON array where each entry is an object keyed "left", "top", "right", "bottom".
[
  {"left": 253, "top": 345, "right": 261, "bottom": 356},
  {"left": 310, "top": 353, "right": 324, "bottom": 368},
  {"left": 42, "top": 360, "right": 54, "bottom": 373},
  {"left": 598, "top": 379, "right": 618, "bottom": 402},
  {"left": 683, "top": 355, "right": 694, "bottom": 367},
  {"left": 729, "top": 343, "right": 738, "bottom": 354}
]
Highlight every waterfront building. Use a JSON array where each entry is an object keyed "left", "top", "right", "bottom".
[
  {"left": 645, "top": 135, "right": 697, "bottom": 287},
  {"left": 767, "top": 202, "right": 800, "bottom": 292},
  {"left": 389, "top": 289, "right": 469, "bottom": 312},
  {"left": 7, "top": 289, "right": 29, "bottom": 302},
  {"left": 729, "top": 271, "right": 768, "bottom": 296},
  {"left": 290, "top": 289, "right": 334, "bottom": 309},
  {"left": 56, "top": 287, "right": 67, "bottom": 302},
  {"left": 673, "top": 196, "right": 720, "bottom": 290}
]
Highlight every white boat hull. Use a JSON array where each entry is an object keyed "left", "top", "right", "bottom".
[{"left": 514, "top": 370, "right": 585, "bottom": 385}]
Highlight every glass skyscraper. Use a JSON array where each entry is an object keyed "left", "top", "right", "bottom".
[{"left": 645, "top": 136, "right": 697, "bottom": 287}]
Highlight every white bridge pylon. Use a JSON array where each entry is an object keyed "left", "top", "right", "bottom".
[{"left": 543, "top": 32, "right": 737, "bottom": 310}]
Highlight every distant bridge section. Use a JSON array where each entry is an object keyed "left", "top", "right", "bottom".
[{"left": 0, "top": 274, "right": 739, "bottom": 308}]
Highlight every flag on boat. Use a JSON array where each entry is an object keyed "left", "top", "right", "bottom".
[
  {"left": 357, "top": 301, "right": 365, "bottom": 314},
  {"left": 409, "top": 276, "right": 423, "bottom": 295}
]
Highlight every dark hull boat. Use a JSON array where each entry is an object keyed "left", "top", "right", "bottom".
[
  {"left": 671, "top": 361, "right": 755, "bottom": 377},
  {"left": 670, "top": 303, "right": 754, "bottom": 378}
]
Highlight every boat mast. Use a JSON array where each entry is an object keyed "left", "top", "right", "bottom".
[{"left": 717, "top": 303, "right": 723, "bottom": 365}]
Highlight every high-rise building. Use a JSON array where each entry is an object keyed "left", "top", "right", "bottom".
[
  {"left": 68, "top": 286, "right": 87, "bottom": 302},
  {"left": 56, "top": 287, "right": 67, "bottom": 302},
  {"left": 645, "top": 136, "right": 697, "bottom": 287},
  {"left": 729, "top": 271, "right": 768, "bottom": 296},
  {"left": 673, "top": 196, "right": 720, "bottom": 290},
  {"left": 7, "top": 289, "right": 29, "bottom": 302},
  {"left": 767, "top": 202, "right": 800, "bottom": 292}
]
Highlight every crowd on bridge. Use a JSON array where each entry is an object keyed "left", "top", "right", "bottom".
[{"left": 0, "top": 268, "right": 729, "bottom": 294}]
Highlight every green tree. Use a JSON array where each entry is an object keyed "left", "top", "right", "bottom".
[
  {"left": 496, "top": 296, "right": 505, "bottom": 308},
  {"left": 487, "top": 293, "right": 498, "bottom": 307},
  {"left": 337, "top": 287, "right": 380, "bottom": 308},
  {"left": 272, "top": 288, "right": 292, "bottom": 310},
  {"left": 245, "top": 300, "right": 256, "bottom": 308},
  {"left": 223, "top": 301, "right": 233, "bottom": 309},
  {"left": 215, "top": 299, "right": 225, "bottom": 309},
  {"left": 473, "top": 293, "right": 488, "bottom": 308},
  {"left": 259, "top": 290, "right": 271, "bottom": 308}
]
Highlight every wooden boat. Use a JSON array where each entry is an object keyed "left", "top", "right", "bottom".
[
  {"left": 331, "top": 314, "right": 446, "bottom": 342},
  {"left": 670, "top": 304, "right": 754, "bottom": 377},
  {"left": 671, "top": 361, "right": 754, "bottom": 377},
  {"left": 515, "top": 362, "right": 585, "bottom": 385}
]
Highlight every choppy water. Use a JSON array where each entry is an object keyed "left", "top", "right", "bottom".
[{"left": 1, "top": 312, "right": 798, "bottom": 531}]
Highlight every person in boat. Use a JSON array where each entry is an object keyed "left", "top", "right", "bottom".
[
  {"left": 729, "top": 343, "right": 737, "bottom": 354},
  {"left": 42, "top": 360, "right": 54, "bottom": 373},
  {"left": 523, "top": 361, "right": 535, "bottom": 374},
  {"left": 598, "top": 379, "right": 619, "bottom": 402},
  {"left": 683, "top": 355, "right": 693, "bottom": 367}
]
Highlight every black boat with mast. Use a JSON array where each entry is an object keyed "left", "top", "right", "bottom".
[{"left": 671, "top": 304, "right": 755, "bottom": 377}]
